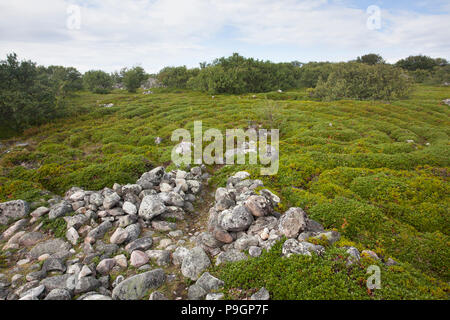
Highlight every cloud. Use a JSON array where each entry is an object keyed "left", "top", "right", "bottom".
[{"left": 0, "top": 0, "right": 448, "bottom": 72}]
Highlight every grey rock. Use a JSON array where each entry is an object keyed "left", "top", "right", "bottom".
[
  {"left": 44, "top": 288, "right": 72, "bottom": 300},
  {"left": 149, "top": 291, "right": 168, "bottom": 300},
  {"left": 139, "top": 195, "right": 166, "bottom": 220},
  {"left": 43, "top": 258, "right": 66, "bottom": 273},
  {"left": 250, "top": 287, "right": 270, "bottom": 300},
  {"left": 122, "top": 201, "right": 137, "bottom": 215},
  {"left": 188, "top": 284, "right": 207, "bottom": 300},
  {"left": 282, "top": 239, "right": 324, "bottom": 257},
  {"left": 181, "top": 247, "right": 211, "bottom": 280},
  {"left": 151, "top": 220, "right": 176, "bottom": 231},
  {"left": 137, "top": 166, "right": 165, "bottom": 189},
  {"left": 0, "top": 200, "right": 30, "bottom": 224},
  {"left": 89, "top": 193, "right": 104, "bottom": 207},
  {"left": 48, "top": 201, "right": 72, "bottom": 220},
  {"left": 29, "top": 239, "right": 71, "bottom": 259},
  {"left": 125, "top": 237, "right": 153, "bottom": 253},
  {"left": 278, "top": 207, "right": 307, "bottom": 238},
  {"left": 244, "top": 195, "right": 272, "bottom": 217},
  {"left": 196, "top": 272, "right": 224, "bottom": 293},
  {"left": 82, "top": 294, "right": 112, "bottom": 300},
  {"left": 206, "top": 293, "right": 224, "bottom": 300},
  {"left": 74, "top": 276, "right": 101, "bottom": 295},
  {"left": 112, "top": 269, "right": 166, "bottom": 300},
  {"left": 218, "top": 205, "right": 254, "bottom": 232},
  {"left": 215, "top": 249, "right": 247, "bottom": 266},
  {"left": 86, "top": 221, "right": 112, "bottom": 242},
  {"left": 124, "top": 223, "right": 141, "bottom": 243},
  {"left": 249, "top": 246, "right": 262, "bottom": 257}
]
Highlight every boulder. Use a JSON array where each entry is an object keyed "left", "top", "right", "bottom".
[
  {"left": 278, "top": 207, "right": 307, "bottom": 238},
  {"left": 181, "top": 247, "right": 211, "bottom": 280},
  {"left": 218, "top": 205, "right": 254, "bottom": 232},
  {"left": 112, "top": 269, "right": 165, "bottom": 300},
  {"left": 139, "top": 195, "right": 166, "bottom": 220},
  {"left": 0, "top": 200, "right": 30, "bottom": 224}
]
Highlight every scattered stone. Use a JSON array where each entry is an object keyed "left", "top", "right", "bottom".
[
  {"left": 181, "top": 247, "right": 211, "bottom": 280},
  {"left": 130, "top": 250, "right": 149, "bottom": 268}
]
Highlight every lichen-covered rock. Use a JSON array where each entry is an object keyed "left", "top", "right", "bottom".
[
  {"left": 244, "top": 195, "right": 272, "bottom": 217},
  {"left": 181, "top": 247, "right": 211, "bottom": 280},
  {"left": 218, "top": 205, "right": 254, "bottom": 232},
  {"left": 48, "top": 201, "right": 72, "bottom": 220},
  {"left": 112, "top": 269, "right": 165, "bottom": 300},
  {"left": 138, "top": 195, "right": 166, "bottom": 220},
  {"left": 278, "top": 207, "right": 307, "bottom": 238},
  {"left": 0, "top": 200, "right": 30, "bottom": 225}
]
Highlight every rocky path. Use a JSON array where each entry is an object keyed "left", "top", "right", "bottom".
[{"left": 0, "top": 165, "right": 385, "bottom": 300}]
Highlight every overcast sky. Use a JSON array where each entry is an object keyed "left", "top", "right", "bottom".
[{"left": 0, "top": 0, "right": 449, "bottom": 73}]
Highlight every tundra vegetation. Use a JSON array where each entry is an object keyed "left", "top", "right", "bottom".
[{"left": 0, "top": 52, "right": 449, "bottom": 300}]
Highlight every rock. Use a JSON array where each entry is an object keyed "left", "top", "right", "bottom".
[
  {"left": 172, "top": 247, "right": 189, "bottom": 266},
  {"left": 442, "top": 98, "right": 450, "bottom": 106},
  {"left": 112, "top": 269, "right": 166, "bottom": 300},
  {"left": 278, "top": 207, "right": 307, "bottom": 238},
  {"left": 159, "top": 192, "right": 184, "bottom": 207},
  {"left": 124, "top": 223, "right": 141, "bottom": 243},
  {"left": 361, "top": 250, "right": 380, "bottom": 261},
  {"left": 66, "top": 227, "right": 79, "bottom": 245},
  {"left": 89, "top": 193, "right": 104, "bottom": 207},
  {"left": 206, "top": 293, "right": 224, "bottom": 300},
  {"left": 244, "top": 195, "right": 272, "bottom": 217},
  {"left": 146, "top": 250, "right": 171, "bottom": 266},
  {"left": 385, "top": 258, "right": 398, "bottom": 266},
  {"left": 214, "top": 188, "right": 235, "bottom": 211},
  {"left": 44, "top": 288, "right": 72, "bottom": 300},
  {"left": 103, "top": 192, "right": 120, "bottom": 209},
  {"left": 346, "top": 247, "right": 360, "bottom": 265},
  {"left": 40, "top": 274, "right": 73, "bottom": 294},
  {"left": 157, "top": 238, "right": 172, "bottom": 249},
  {"left": 215, "top": 249, "right": 247, "bottom": 266},
  {"left": 181, "top": 247, "right": 211, "bottom": 280},
  {"left": 249, "top": 246, "right": 262, "bottom": 257},
  {"left": 122, "top": 201, "right": 137, "bottom": 215},
  {"left": 139, "top": 195, "right": 166, "bottom": 220},
  {"left": 0, "top": 200, "right": 30, "bottom": 224},
  {"left": 1, "top": 219, "right": 28, "bottom": 241},
  {"left": 121, "top": 184, "right": 143, "bottom": 195},
  {"left": 78, "top": 265, "right": 93, "bottom": 279},
  {"left": 110, "top": 228, "right": 129, "bottom": 245},
  {"left": 198, "top": 232, "right": 223, "bottom": 248},
  {"left": 212, "top": 227, "right": 233, "bottom": 244},
  {"left": 149, "top": 291, "right": 168, "bottom": 300},
  {"left": 250, "top": 287, "right": 270, "bottom": 300},
  {"left": 30, "top": 207, "right": 49, "bottom": 218},
  {"left": 43, "top": 258, "right": 66, "bottom": 273},
  {"left": 305, "top": 219, "right": 324, "bottom": 232},
  {"left": 188, "top": 284, "right": 207, "bottom": 300},
  {"left": 196, "top": 272, "right": 224, "bottom": 293},
  {"left": 130, "top": 250, "right": 149, "bottom": 268},
  {"left": 114, "top": 255, "right": 128, "bottom": 269},
  {"left": 218, "top": 205, "right": 254, "bottom": 232},
  {"left": 96, "top": 258, "right": 116, "bottom": 275},
  {"left": 234, "top": 235, "right": 259, "bottom": 251},
  {"left": 74, "top": 276, "right": 101, "bottom": 295},
  {"left": 19, "top": 284, "right": 45, "bottom": 300},
  {"left": 65, "top": 214, "right": 89, "bottom": 230},
  {"left": 307, "top": 230, "right": 340, "bottom": 245},
  {"left": 29, "top": 239, "right": 71, "bottom": 259},
  {"left": 282, "top": 239, "right": 324, "bottom": 257},
  {"left": 137, "top": 167, "right": 165, "bottom": 189},
  {"left": 259, "top": 189, "right": 280, "bottom": 207},
  {"left": 86, "top": 221, "right": 112, "bottom": 243},
  {"left": 82, "top": 294, "right": 112, "bottom": 300},
  {"left": 152, "top": 220, "right": 176, "bottom": 231},
  {"left": 125, "top": 237, "right": 153, "bottom": 253},
  {"left": 48, "top": 201, "right": 72, "bottom": 219}
]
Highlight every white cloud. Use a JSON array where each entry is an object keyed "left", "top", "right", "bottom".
[{"left": 0, "top": 0, "right": 448, "bottom": 72}]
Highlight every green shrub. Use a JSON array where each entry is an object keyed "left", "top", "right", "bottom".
[
  {"left": 83, "top": 70, "right": 113, "bottom": 94},
  {"left": 313, "top": 62, "right": 412, "bottom": 101}
]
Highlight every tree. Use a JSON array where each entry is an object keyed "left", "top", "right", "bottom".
[
  {"left": 0, "top": 53, "right": 61, "bottom": 134},
  {"left": 395, "top": 55, "right": 438, "bottom": 71},
  {"left": 39, "top": 65, "right": 83, "bottom": 98},
  {"left": 83, "top": 70, "right": 113, "bottom": 94},
  {"left": 356, "top": 54, "right": 385, "bottom": 65},
  {"left": 122, "top": 66, "right": 147, "bottom": 93}
]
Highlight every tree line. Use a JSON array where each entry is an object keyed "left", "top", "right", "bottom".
[{"left": 0, "top": 52, "right": 448, "bottom": 137}]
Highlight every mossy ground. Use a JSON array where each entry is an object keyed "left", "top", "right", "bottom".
[{"left": 0, "top": 84, "right": 449, "bottom": 299}]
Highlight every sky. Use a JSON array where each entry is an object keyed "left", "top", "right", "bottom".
[{"left": 0, "top": 0, "right": 449, "bottom": 73}]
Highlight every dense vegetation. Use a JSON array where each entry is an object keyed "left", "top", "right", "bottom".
[
  {"left": 0, "top": 82, "right": 449, "bottom": 299},
  {"left": 0, "top": 52, "right": 449, "bottom": 299}
]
